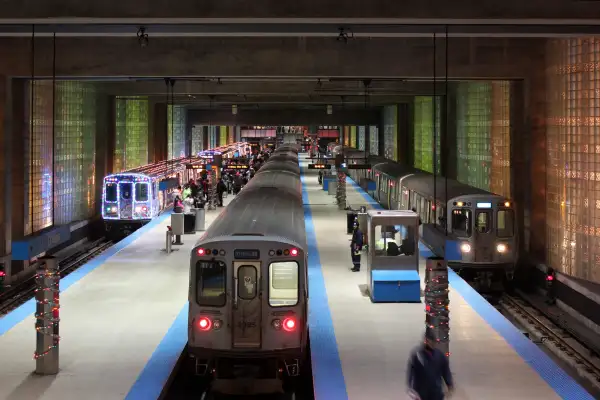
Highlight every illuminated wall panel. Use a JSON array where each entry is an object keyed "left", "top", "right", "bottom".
[
  {"left": 343, "top": 126, "right": 350, "bottom": 146},
  {"left": 546, "top": 38, "right": 600, "bottom": 281},
  {"left": 168, "top": 104, "right": 186, "bottom": 159},
  {"left": 219, "top": 126, "right": 227, "bottom": 146},
  {"left": 191, "top": 125, "right": 204, "bottom": 154},
  {"left": 350, "top": 126, "right": 357, "bottom": 148},
  {"left": 228, "top": 126, "right": 235, "bottom": 144},
  {"left": 358, "top": 126, "right": 366, "bottom": 151},
  {"left": 455, "top": 82, "right": 511, "bottom": 196},
  {"left": 369, "top": 125, "right": 379, "bottom": 155},
  {"left": 413, "top": 96, "right": 441, "bottom": 174},
  {"left": 383, "top": 105, "right": 398, "bottom": 161},
  {"left": 114, "top": 97, "right": 148, "bottom": 171},
  {"left": 209, "top": 126, "right": 217, "bottom": 148}
]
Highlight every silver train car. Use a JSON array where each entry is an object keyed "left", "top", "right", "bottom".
[
  {"left": 188, "top": 149, "right": 309, "bottom": 395},
  {"left": 347, "top": 159, "right": 517, "bottom": 289}
]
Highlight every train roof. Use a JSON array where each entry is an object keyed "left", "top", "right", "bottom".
[
  {"left": 256, "top": 160, "right": 301, "bottom": 175},
  {"left": 371, "top": 161, "right": 419, "bottom": 177},
  {"left": 242, "top": 170, "right": 302, "bottom": 199},
  {"left": 401, "top": 173, "right": 498, "bottom": 201},
  {"left": 198, "top": 187, "right": 306, "bottom": 247}
]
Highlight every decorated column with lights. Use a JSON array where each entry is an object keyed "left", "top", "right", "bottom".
[
  {"left": 336, "top": 171, "right": 347, "bottom": 210},
  {"left": 424, "top": 257, "right": 450, "bottom": 357},
  {"left": 34, "top": 256, "right": 60, "bottom": 374},
  {"left": 207, "top": 172, "right": 217, "bottom": 210}
]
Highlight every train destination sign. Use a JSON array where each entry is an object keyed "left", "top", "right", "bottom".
[
  {"left": 234, "top": 249, "right": 260, "bottom": 259},
  {"left": 346, "top": 164, "right": 372, "bottom": 170},
  {"left": 308, "top": 164, "right": 332, "bottom": 170}
]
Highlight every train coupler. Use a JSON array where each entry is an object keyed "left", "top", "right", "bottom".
[{"left": 284, "top": 359, "right": 299, "bottom": 377}]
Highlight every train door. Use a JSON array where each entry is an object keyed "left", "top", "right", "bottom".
[
  {"left": 474, "top": 207, "right": 494, "bottom": 262},
  {"left": 232, "top": 262, "right": 262, "bottom": 348},
  {"left": 119, "top": 182, "right": 133, "bottom": 218}
]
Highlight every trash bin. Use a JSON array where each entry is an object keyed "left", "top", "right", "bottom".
[
  {"left": 194, "top": 208, "right": 206, "bottom": 231},
  {"left": 184, "top": 213, "right": 196, "bottom": 233},
  {"left": 346, "top": 211, "right": 358, "bottom": 234}
]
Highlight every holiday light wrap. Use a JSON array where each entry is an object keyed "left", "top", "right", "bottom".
[{"left": 34, "top": 265, "right": 60, "bottom": 360}]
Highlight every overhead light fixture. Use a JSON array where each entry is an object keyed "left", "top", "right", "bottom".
[
  {"left": 137, "top": 26, "right": 149, "bottom": 48},
  {"left": 232, "top": 105, "right": 238, "bottom": 115},
  {"left": 327, "top": 105, "right": 333, "bottom": 115}
]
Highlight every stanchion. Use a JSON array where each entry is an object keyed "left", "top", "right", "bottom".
[
  {"left": 34, "top": 256, "right": 60, "bottom": 375},
  {"left": 424, "top": 257, "right": 450, "bottom": 357},
  {"left": 165, "top": 227, "right": 174, "bottom": 253}
]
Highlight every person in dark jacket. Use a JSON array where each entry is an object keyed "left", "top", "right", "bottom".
[
  {"left": 350, "top": 222, "right": 364, "bottom": 272},
  {"left": 216, "top": 178, "right": 227, "bottom": 207},
  {"left": 407, "top": 335, "right": 454, "bottom": 400}
]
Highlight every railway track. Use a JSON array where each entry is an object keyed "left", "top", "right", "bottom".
[
  {"left": 499, "top": 294, "right": 600, "bottom": 388},
  {"left": 0, "top": 239, "right": 114, "bottom": 315}
]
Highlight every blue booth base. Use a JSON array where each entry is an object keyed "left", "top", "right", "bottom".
[
  {"left": 370, "top": 270, "right": 421, "bottom": 303},
  {"left": 323, "top": 177, "right": 335, "bottom": 191}
]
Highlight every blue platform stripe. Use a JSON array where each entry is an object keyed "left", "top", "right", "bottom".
[
  {"left": 301, "top": 174, "right": 349, "bottom": 400},
  {"left": 346, "top": 175, "right": 594, "bottom": 399},
  {"left": 125, "top": 304, "right": 188, "bottom": 400},
  {"left": 0, "top": 212, "right": 172, "bottom": 337}
]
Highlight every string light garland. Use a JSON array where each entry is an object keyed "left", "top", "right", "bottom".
[{"left": 34, "top": 268, "right": 60, "bottom": 360}]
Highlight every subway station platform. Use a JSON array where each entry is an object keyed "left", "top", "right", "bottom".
[
  {"left": 0, "top": 199, "right": 232, "bottom": 400},
  {"left": 300, "top": 157, "right": 594, "bottom": 400}
]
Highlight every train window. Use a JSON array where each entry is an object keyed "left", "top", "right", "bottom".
[
  {"left": 195, "top": 261, "right": 227, "bottom": 307},
  {"left": 497, "top": 210, "right": 515, "bottom": 238},
  {"left": 476, "top": 211, "right": 492, "bottom": 234},
  {"left": 105, "top": 183, "right": 117, "bottom": 202},
  {"left": 119, "top": 183, "right": 132, "bottom": 200},
  {"left": 373, "top": 225, "right": 417, "bottom": 257},
  {"left": 237, "top": 265, "right": 258, "bottom": 300},
  {"left": 269, "top": 261, "right": 298, "bottom": 307},
  {"left": 135, "top": 183, "right": 149, "bottom": 202},
  {"left": 451, "top": 209, "right": 472, "bottom": 237}
]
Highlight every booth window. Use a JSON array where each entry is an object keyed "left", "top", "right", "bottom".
[
  {"left": 497, "top": 209, "right": 514, "bottom": 238},
  {"left": 476, "top": 211, "right": 492, "bottom": 234},
  {"left": 374, "top": 225, "right": 417, "bottom": 256},
  {"left": 269, "top": 261, "right": 298, "bottom": 307},
  {"left": 196, "top": 261, "right": 226, "bottom": 307},
  {"left": 452, "top": 209, "right": 472, "bottom": 237},
  {"left": 105, "top": 183, "right": 117, "bottom": 202}
]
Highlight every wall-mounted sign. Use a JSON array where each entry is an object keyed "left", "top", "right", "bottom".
[{"left": 308, "top": 164, "right": 332, "bottom": 170}]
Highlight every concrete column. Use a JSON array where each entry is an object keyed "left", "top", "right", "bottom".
[
  {"left": 11, "top": 79, "right": 27, "bottom": 277},
  {"left": 525, "top": 73, "right": 546, "bottom": 262},
  {"left": 94, "top": 94, "right": 110, "bottom": 215},
  {"left": 377, "top": 120, "right": 385, "bottom": 157},
  {"left": 153, "top": 103, "right": 167, "bottom": 162},
  {"left": 235, "top": 125, "right": 241, "bottom": 142},
  {"left": 398, "top": 103, "right": 411, "bottom": 165},
  {"left": 0, "top": 76, "right": 10, "bottom": 267},
  {"left": 106, "top": 97, "right": 115, "bottom": 174},
  {"left": 147, "top": 98, "right": 157, "bottom": 163}
]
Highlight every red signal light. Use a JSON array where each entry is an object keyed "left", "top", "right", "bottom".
[
  {"left": 546, "top": 275, "right": 554, "bottom": 282},
  {"left": 197, "top": 248, "right": 206, "bottom": 256},
  {"left": 0, "top": 271, "right": 5, "bottom": 277},
  {"left": 283, "top": 317, "right": 296, "bottom": 332},
  {"left": 198, "top": 317, "right": 212, "bottom": 331},
  {"left": 290, "top": 248, "right": 298, "bottom": 256},
  {"left": 142, "top": 206, "right": 148, "bottom": 212}
]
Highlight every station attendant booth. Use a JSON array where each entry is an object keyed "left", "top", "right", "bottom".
[{"left": 366, "top": 210, "right": 421, "bottom": 303}]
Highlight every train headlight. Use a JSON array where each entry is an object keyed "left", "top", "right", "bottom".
[
  {"left": 135, "top": 206, "right": 141, "bottom": 213},
  {"left": 111, "top": 206, "right": 117, "bottom": 212},
  {"left": 496, "top": 244, "right": 507, "bottom": 253},
  {"left": 460, "top": 243, "right": 471, "bottom": 253}
]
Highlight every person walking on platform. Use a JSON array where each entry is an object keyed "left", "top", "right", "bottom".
[
  {"left": 407, "top": 333, "right": 454, "bottom": 400},
  {"left": 350, "top": 222, "right": 364, "bottom": 272},
  {"left": 217, "top": 178, "right": 227, "bottom": 207}
]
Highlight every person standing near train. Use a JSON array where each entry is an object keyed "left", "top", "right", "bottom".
[{"left": 350, "top": 222, "right": 364, "bottom": 272}]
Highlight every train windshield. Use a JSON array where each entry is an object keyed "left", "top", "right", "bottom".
[
  {"left": 119, "top": 183, "right": 132, "bottom": 200},
  {"left": 105, "top": 183, "right": 117, "bottom": 202},
  {"left": 497, "top": 209, "right": 515, "bottom": 238},
  {"left": 196, "top": 260, "right": 227, "bottom": 307},
  {"left": 269, "top": 261, "right": 298, "bottom": 307},
  {"left": 135, "top": 183, "right": 149, "bottom": 201},
  {"left": 452, "top": 209, "right": 472, "bottom": 237}
]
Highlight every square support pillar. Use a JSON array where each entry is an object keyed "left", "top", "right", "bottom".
[
  {"left": 95, "top": 94, "right": 110, "bottom": 215},
  {"left": 443, "top": 86, "right": 458, "bottom": 179},
  {"left": 153, "top": 103, "right": 168, "bottom": 162},
  {"left": 0, "top": 76, "right": 11, "bottom": 268},
  {"left": 11, "top": 79, "right": 27, "bottom": 278}
]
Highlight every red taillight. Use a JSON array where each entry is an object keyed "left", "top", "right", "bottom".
[
  {"left": 283, "top": 317, "right": 296, "bottom": 332},
  {"left": 197, "top": 248, "right": 205, "bottom": 256},
  {"left": 167, "top": 226, "right": 172, "bottom": 231},
  {"left": 142, "top": 206, "right": 148, "bottom": 212},
  {"left": 0, "top": 271, "right": 5, "bottom": 277},
  {"left": 290, "top": 248, "right": 298, "bottom": 256},
  {"left": 198, "top": 317, "right": 212, "bottom": 331},
  {"left": 547, "top": 275, "right": 554, "bottom": 282}
]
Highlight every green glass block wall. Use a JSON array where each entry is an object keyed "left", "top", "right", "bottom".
[
  {"left": 455, "top": 82, "right": 511, "bottom": 197},
  {"left": 168, "top": 104, "right": 186, "bottom": 159},
  {"left": 456, "top": 83, "right": 493, "bottom": 191},
  {"left": 358, "top": 126, "right": 366, "bottom": 151},
  {"left": 114, "top": 97, "right": 149, "bottom": 171},
  {"left": 383, "top": 105, "right": 398, "bottom": 161},
  {"left": 350, "top": 126, "right": 357, "bottom": 148},
  {"left": 26, "top": 82, "right": 54, "bottom": 235},
  {"left": 208, "top": 126, "right": 217, "bottom": 148},
  {"left": 369, "top": 125, "right": 379, "bottom": 155},
  {"left": 219, "top": 126, "right": 227, "bottom": 146},
  {"left": 26, "top": 81, "right": 98, "bottom": 232},
  {"left": 191, "top": 125, "right": 204, "bottom": 154},
  {"left": 413, "top": 96, "right": 441, "bottom": 174}
]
